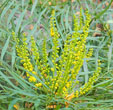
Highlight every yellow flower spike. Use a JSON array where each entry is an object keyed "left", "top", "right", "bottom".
[
  {"left": 50, "top": 10, "right": 55, "bottom": 37},
  {"left": 79, "top": 7, "right": 83, "bottom": 30},
  {"left": 50, "top": 10, "right": 60, "bottom": 80},
  {"left": 50, "top": 27, "right": 54, "bottom": 37},
  {"left": 40, "top": 38, "right": 50, "bottom": 80}
]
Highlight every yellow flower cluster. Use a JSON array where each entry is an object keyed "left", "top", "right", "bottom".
[
  {"left": 12, "top": 8, "right": 101, "bottom": 102},
  {"left": 12, "top": 32, "right": 42, "bottom": 87},
  {"left": 31, "top": 36, "right": 40, "bottom": 66},
  {"left": 79, "top": 60, "right": 101, "bottom": 96},
  {"left": 50, "top": 10, "right": 55, "bottom": 37},
  {"left": 49, "top": 9, "right": 101, "bottom": 99}
]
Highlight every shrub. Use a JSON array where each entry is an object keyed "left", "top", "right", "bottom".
[{"left": 12, "top": 8, "right": 101, "bottom": 108}]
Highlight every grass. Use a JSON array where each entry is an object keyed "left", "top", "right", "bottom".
[{"left": 0, "top": 0, "right": 113, "bottom": 110}]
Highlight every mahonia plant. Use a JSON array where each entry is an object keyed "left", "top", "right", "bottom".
[{"left": 12, "top": 8, "right": 101, "bottom": 101}]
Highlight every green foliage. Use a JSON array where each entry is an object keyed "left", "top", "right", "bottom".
[
  {"left": 10, "top": 9, "right": 101, "bottom": 108},
  {"left": 0, "top": 0, "right": 113, "bottom": 109}
]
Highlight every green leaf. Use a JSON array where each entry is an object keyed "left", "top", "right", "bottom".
[
  {"left": 11, "top": 46, "right": 16, "bottom": 68},
  {"left": 7, "top": 5, "right": 19, "bottom": 26},
  {"left": 0, "top": 70, "right": 20, "bottom": 90},
  {"left": 94, "top": 79, "right": 113, "bottom": 87},
  {"left": 15, "top": 8, "right": 26, "bottom": 33},
  {"left": 31, "top": 0, "right": 38, "bottom": 15},
  {"left": 1, "top": 36, "right": 10, "bottom": 61},
  {"left": 28, "top": 8, "right": 47, "bottom": 38},
  {"left": 0, "top": 1, "right": 14, "bottom": 19},
  {"left": 95, "top": 0, "right": 113, "bottom": 19},
  {"left": 107, "top": 43, "right": 113, "bottom": 71},
  {"left": 65, "top": 7, "right": 70, "bottom": 30}
]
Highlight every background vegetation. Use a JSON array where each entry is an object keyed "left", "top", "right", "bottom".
[{"left": 0, "top": 0, "right": 113, "bottom": 110}]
